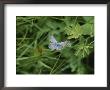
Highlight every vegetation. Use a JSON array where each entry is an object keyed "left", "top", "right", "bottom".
[{"left": 16, "top": 16, "right": 94, "bottom": 74}]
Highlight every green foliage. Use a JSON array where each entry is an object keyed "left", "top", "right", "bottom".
[
  {"left": 74, "top": 37, "right": 94, "bottom": 58},
  {"left": 65, "top": 23, "right": 83, "bottom": 39},
  {"left": 16, "top": 16, "right": 94, "bottom": 74}
]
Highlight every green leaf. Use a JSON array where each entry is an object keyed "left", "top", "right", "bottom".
[
  {"left": 81, "top": 23, "right": 94, "bottom": 37},
  {"left": 68, "top": 56, "right": 80, "bottom": 72},
  {"left": 83, "top": 16, "right": 94, "bottom": 23},
  {"left": 65, "top": 23, "right": 83, "bottom": 39},
  {"left": 77, "top": 64, "right": 87, "bottom": 74},
  {"left": 38, "top": 61, "right": 52, "bottom": 70},
  {"left": 74, "top": 39, "right": 93, "bottom": 58},
  {"left": 17, "top": 56, "right": 36, "bottom": 61}
]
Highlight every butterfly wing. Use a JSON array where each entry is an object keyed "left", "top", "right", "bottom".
[
  {"left": 49, "top": 36, "right": 58, "bottom": 50},
  {"left": 55, "top": 43, "right": 62, "bottom": 50},
  {"left": 50, "top": 36, "right": 57, "bottom": 43},
  {"left": 59, "top": 41, "right": 67, "bottom": 48},
  {"left": 49, "top": 43, "right": 56, "bottom": 50},
  {"left": 49, "top": 36, "right": 71, "bottom": 51},
  {"left": 60, "top": 41, "right": 71, "bottom": 48}
]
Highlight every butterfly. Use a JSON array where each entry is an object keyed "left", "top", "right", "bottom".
[{"left": 49, "top": 36, "right": 71, "bottom": 51}]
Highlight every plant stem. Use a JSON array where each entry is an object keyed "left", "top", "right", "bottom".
[
  {"left": 50, "top": 53, "right": 61, "bottom": 74},
  {"left": 52, "top": 59, "right": 66, "bottom": 74}
]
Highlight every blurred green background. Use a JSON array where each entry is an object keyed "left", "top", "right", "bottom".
[{"left": 16, "top": 16, "right": 94, "bottom": 74}]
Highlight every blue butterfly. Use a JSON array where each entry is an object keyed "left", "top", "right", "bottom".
[{"left": 49, "top": 36, "right": 71, "bottom": 51}]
